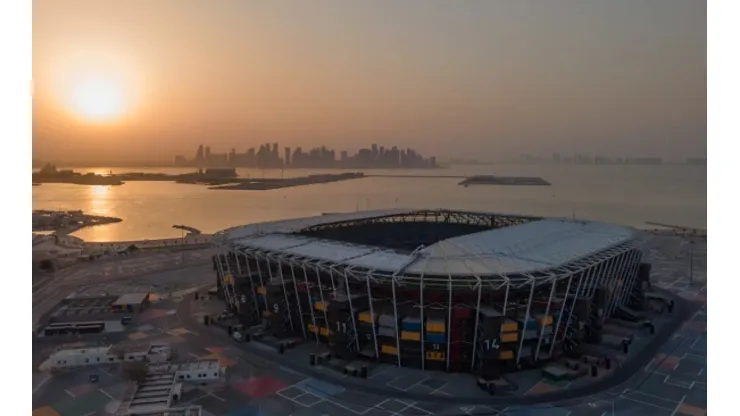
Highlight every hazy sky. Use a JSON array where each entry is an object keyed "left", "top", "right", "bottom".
[{"left": 33, "top": 0, "right": 706, "bottom": 163}]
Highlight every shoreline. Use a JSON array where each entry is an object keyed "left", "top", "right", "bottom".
[
  {"left": 32, "top": 210, "right": 123, "bottom": 236},
  {"left": 70, "top": 225, "right": 703, "bottom": 245},
  {"left": 84, "top": 233, "right": 213, "bottom": 250}
]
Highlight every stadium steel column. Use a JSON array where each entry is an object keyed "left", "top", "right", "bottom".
[
  {"left": 609, "top": 248, "right": 641, "bottom": 317},
  {"left": 501, "top": 279, "right": 511, "bottom": 321},
  {"left": 548, "top": 270, "right": 578, "bottom": 356},
  {"left": 604, "top": 249, "right": 631, "bottom": 317},
  {"left": 221, "top": 250, "right": 239, "bottom": 311},
  {"left": 469, "top": 276, "right": 483, "bottom": 371},
  {"left": 534, "top": 273, "right": 560, "bottom": 361},
  {"left": 516, "top": 277, "right": 536, "bottom": 365},
  {"left": 565, "top": 264, "right": 599, "bottom": 342},
  {"left": 592, "top": 257, "right": 613, "bottom": 297},
  {"left": 606, "top": 249, "right": 628, "bottom": 317},
  {"left": 285, "top": 260, "right": 307, "bottom": 339},
  {"left": 596, "top": 253, "right": 618, "bottom": 314},
  {"left": 231, "top": 250, "right": 243, "bottom": 313},
  {"left": 621, "top": 248, "right": 644, "bottom": 308},
  {"left": 445, "top": 276, "right": 453, "bottom": 372},
  {"left": 328, "top": 266, "right": 338, "bottom": 298},
  {"left": 621, "top": 247, "right": 644, "bottom": 310},
  {"left": 214, "top": 250, "right": 234, "bottom": 310},
  {"left": 601, "top": 246, "right": 627, "bottom": 290},
  {"left": 300, "top": 263, "right": 319, "bottom": 343},
  {"left": 315, "top": 264, "right": 332, "bottom": 342},
  {"left": 364, "top": 271, "right": 380, "bottom": 360},
  {"left": 391, "top": 276, "right": 403, "bottom": 367},
  {"left": 214, "top": 252, "right": 228, "bottom": 306},
  {"left": 234, "top": 250, "right": 242, "bottom": 277},
  {"left": 585, "top": 260, "right": 608, "bottom": 296},
  {"left": 420, "top": 276, "right": 426, "bottom": 371},
  {"left": 265, "top": 254, "right": 295, "bottom": 331},
  {"left": 240, "top": 251, "right": 261, "bottom": 320},
  {"left": 583, "top": 259, "right": 605, "bottom": 296},
  {"left": 607, "top": 248, "right": 639, "bottom": 317},
  {"left": 600, "top": 247, "right": 628, "bottom": 311},
  {"left": 341, "top": 268, "right": 361, "bottom": 354},
  {"left": 252, "top": 250, "right": 269, "bottom": 318}
]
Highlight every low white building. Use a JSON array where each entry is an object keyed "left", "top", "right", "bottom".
[
  {"left": 122, "top": 360, "right": 222, "bottom": 415},
  {"left": 123, "top": 372, "right": 180, "bottom": 414},
  {"left": 124, "top": 405, "right": 201, "bottom": 416},
  {"left": 148, "top": 359, "right": 225, "bottom": 382},
  {"left": 43, "top": 343, "right": 172, "bottom": 370}
]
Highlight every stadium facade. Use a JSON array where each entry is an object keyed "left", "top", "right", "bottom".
[{"left": 212, "top": 209, "right": 643, "bottom": 376}]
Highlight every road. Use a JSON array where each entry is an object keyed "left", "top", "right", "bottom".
[{"left": 31, "top": 248, "right": 214, "bottom": 330}]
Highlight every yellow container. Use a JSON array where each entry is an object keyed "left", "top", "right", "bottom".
[
  {"left": 499, "top": 350, "right": 514, "bottom": 360},
  {"left": 224, "top": 274, "right": 233, "bottom": 284},
  {"left": 257, "top": 287, "right": 266, "bottom": 295},
  {"left": 314, "top": 301, "right": 328, "bottom": 311},
  {"left": 359, "top": 312, "right": 374, "bottom": 324},
  {"left": 381, "top": 345, "right": 398, "bottom": 355},
  {"left": 401, "top": 331, "right": 421, "bottom": 341},
  {"left": 501, "top": 321, "right": 518, "bottom": 333},
  {"left": 426, "top": 351, "right": 445, "bottom": 361},
  {"left": 501, "top": 332, "right": 518, "bottom": 343},
  {"left": 538, "top": 316, "right": 553, "bottom": 326},
  {"left": 426, "top": 322, "right": 446, "bottom": 333},
  {"left": 308, "top": 324, "right": 317, "bottom": 333},
  {"left": 263, "top": 311, "right": 272, "bottom": 317},
  {"left": 319, "top": 327, "right": 330, "bottom": 336}
]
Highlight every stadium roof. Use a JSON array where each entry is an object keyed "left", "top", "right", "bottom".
[{"left": 217, "top": 209, "right": 635, "bottom": 276}]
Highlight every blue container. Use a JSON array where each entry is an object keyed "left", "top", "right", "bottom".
[
  {"left": 401, "top": 319, "right": 422, "bottom": 331},
  {"left": 522, "top": 318, "right": 538, "bottom": 330},
  {"left": 425, "top": 333, "right": 446, "bottom": 343}
]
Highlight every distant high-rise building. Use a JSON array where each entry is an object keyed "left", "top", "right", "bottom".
[{"left": 182, "top": 143, "right": 439, "bottom": 170}]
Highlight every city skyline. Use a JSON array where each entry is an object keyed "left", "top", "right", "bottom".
[
  {"left": 33, "top": 0, "right": 706, "bottom": 164},
  {"left": 175, "top": 143, "right": 438, "bottom": 169}
]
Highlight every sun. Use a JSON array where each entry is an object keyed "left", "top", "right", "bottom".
[{"left": 69, "top": 74, "right": 129, "bottom": 122}]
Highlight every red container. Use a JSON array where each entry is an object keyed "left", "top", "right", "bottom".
[{"left": 453, "top": 307, "right": 471, "bottom": 319}]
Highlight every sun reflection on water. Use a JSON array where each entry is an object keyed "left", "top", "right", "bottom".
[{"left": 87, "top": 185, "right": 115, "bottom": 241}]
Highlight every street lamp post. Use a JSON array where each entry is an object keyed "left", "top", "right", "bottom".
[{"left": 689, "top": 239, "right": 695, "bottom": 286}]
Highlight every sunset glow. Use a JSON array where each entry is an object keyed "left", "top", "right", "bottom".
[
  {"left": 32, "top": 0, "right": 706, "bottom": 163},
  {"left": 68, "top": 74, "right": 128, "bottom": 122}
]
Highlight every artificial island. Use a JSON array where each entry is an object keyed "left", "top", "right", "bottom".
[
  {"left": 33, "top": 143, "right": 552, "bottom": 189},
  {"left": 33, "top": 165, "right": 551, "bottom": 190}
]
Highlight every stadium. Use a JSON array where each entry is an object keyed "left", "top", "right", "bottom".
[{"left": 212, "top": 209, "right": 644, "bottom": 376}]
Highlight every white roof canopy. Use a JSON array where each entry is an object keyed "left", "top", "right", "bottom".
[{"left": 219, "top": 210, "right": 634, "bottom": 276}]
